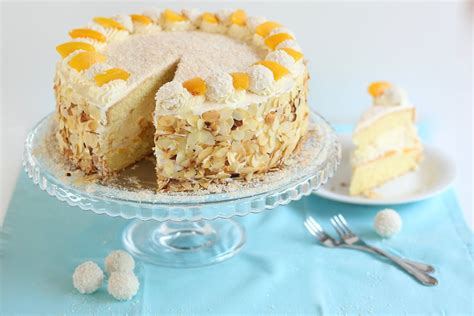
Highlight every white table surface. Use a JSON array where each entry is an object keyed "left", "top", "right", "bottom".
[{"left": 1, "top": 1, "right": 472, "bottom": 229}]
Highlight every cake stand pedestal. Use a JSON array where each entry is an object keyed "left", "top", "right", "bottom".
[{"left": 24, "top": 112, "right": 340, "bottom": 268}]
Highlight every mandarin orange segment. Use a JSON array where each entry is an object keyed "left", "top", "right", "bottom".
[
  {"left": 279, "top": 48, "right": 304, "bottom": 61},
  {"left": 201, "top": 12, "right": 218, "bottom": 24},
  {"left": 230, "top": 9, "right": 247, "bottom": 26},
  {"left": 264, "top": 33, "right": 294, "bottom": 50},
  {"left": 94, "top": 68, "right": 130, "bottom": 86},
  {"left": 256, "top": 61, "right": 290, "bottom": 80},
  {"left": 163, "top": 9, "right": 187, "bottom": 22},
  {"left": 93, "top": 17, "right": 127, "bottom": 30},
  {"left": 230, "top": 72, "right": 249, "bottom": 90},
  {"left": 255, "top": 21, "right": 282, "bottom": 37},
  {"left": 182, "top": 77, "right": 207, "bottom": 96},
  {"left": 68, "top": 51, "right": 106, "bottom": 71},
  {"left": 69, "top": 28, "right": 107, "bottom": 42},
  {"left": 56, "top": 42, "right": 96, "bottom": 58},
  {"left": 130, "top": 14, "right": 152, "bottom": 25},
  {"left": 368, "top": 81, "right": 392, "bottom": 97}
]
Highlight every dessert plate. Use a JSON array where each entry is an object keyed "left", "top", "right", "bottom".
[{"left": 315, "top": 134, "right": 456, "bottom": 205}]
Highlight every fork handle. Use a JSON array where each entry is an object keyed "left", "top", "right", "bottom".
[
  {"left": 355, "top": 245, "right": 438, "bottom": 286},
  {"left": 342, "top": 245, "right": 435, "bottom": 273}
]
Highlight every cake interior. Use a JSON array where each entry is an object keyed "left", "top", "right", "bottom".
[
  {"left": 350, "top": 107, "right": 423, "bottom": 196},
  {"left": 96, "top": 32, "right": 265, "bottom": 173}
]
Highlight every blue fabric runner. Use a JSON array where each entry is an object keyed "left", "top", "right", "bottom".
[{"left": 1, "top": 170, "right": 473, "bottom": 315}]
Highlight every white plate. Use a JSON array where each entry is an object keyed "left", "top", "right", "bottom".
[{"left": 315, "top": 134, "right": 456, "bottom": 205}]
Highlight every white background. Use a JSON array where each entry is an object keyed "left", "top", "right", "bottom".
[{"left": 1, "top": 1, "right": 473, "bottom": 228}]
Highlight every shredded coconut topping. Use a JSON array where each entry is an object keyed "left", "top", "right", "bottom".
[
  {"left": 205, "top": 71, "right": 235, "bottom": 102},
  {"left": 248, "top": 64, "right": 274, "bottom": 95}
]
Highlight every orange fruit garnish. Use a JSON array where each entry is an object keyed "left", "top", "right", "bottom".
[
  {"left": 163, "top": 9, "right": 187, "bottom": 22},
  {"left": 93, "top": 17, "right": 127, "bottom": 30},
  {"left": 130, "top": 14, "right": 152, "bottom": 25},
  {"left": 201, "top": 12, "right": 218, "bottom": 24},
  {"left": 255, "top": 21, "right": 282, "bottom": 37},
  {"left": 230, "top": 72, "right": 250, "bottom": 90},
  {"left": 255, "top": 61, "right": 290, "bottom": 80},
  {"left": 265, "top": 33, "right": 294, "bottom": 50},
  {"left": 182, "top": 77, "right": 207, "bottom": 96},
  {"left": 230, "top": 10, "right": 246, "bottom": 26},
  {"left": 68, "top": 51, "right": 106, "bottom": 71},
  {"left": 279, "top": 48, "right": 304, "bottom": 61},
  {"left": 94, "top": 68, "right": 130, "bottom": 86},
  {"left": 56, "top": 41, "right": 95, "bottom": 58},
  {"left": 69, "top": 28, "right": 107, "bottom": 42},
  {"left": 368, "top": 81, "right": 392, "bottom": 97}
]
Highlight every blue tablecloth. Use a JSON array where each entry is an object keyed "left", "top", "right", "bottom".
[{"left": 1, "top": 171, "right": 473, "bottom": 315}]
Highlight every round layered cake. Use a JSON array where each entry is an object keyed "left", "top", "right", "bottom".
[{"left": 54, "top": 9, "right": 309, "bottom": 191}]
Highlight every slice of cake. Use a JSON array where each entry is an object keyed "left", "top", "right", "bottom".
[
  {"left": 53, "top": 9, "right": 309, "bottom": 190},
  {"left": 349, "top": 81, "right": 423, "bottom": 197}
]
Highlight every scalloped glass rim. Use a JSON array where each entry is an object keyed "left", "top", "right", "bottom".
[{"left": 24, "top": 111, "right": 341, "bottom": 221}]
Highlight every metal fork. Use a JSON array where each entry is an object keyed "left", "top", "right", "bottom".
[
  {"left": 304, "top": 217, "right": 434, "bottom": 273},
  {"left": 330, "top": 214, "right": 438, "bottom": 286}
]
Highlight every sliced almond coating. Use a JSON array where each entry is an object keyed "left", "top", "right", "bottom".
[
  {"left": 279, "top": 48, "right": 304, "bottom": 61},
  {"left": 56, "top": 42, "right": 95, "bottom": 58},
  {"left": 93, "top": 17, "right": 127, "bottom": 30},
  {"left": 255, "top": 61, "right": 290, "bottom": 80},
  {"left": 69, "top": 28, "right": 107, "bottom": 42},
  {"left": 68, "top": 51, "right": 106, "bottom": 71},
  {"left": 255, "top": 21, "right": 282, "bottom": 37},
  {"left": 368, "top": 81, "right": 392, "bottom": 97},
  {"left": 130, "top": 14, "right": 152, "bottom": 25},
  {"left": 201, "top": 12, "right": 218, "bottom": 24},
  {"left": 265, "top": 33, "right": 294, "bottom": 50},
  {"left": 163, "top": 9, "right": 187, "bottom": 22},
  {"left": 94, "top": 68, "right": 130, "bottom": 86},
  {"left": 230, "top": 9, "right": 246, "bottom": 26},
  {"left": 230, "top": 72, "right": 249, "bottom": 90},
  {"left": 182, "top": 77, "right": 207, "bottom": 96}
]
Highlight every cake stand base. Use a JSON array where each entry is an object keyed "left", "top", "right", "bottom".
[{"left": 122, "top": 218, "right": 246, "bottom": 268}]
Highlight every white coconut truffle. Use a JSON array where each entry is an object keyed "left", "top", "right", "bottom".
[
  {"left": 155, "top": 81, "right": 192, "bottom": 111},
  {"left": 182, "top": 8, "right": 202, "bottom": 24},
  {"left": 206, "top": 72, "right": 235, "bottom": 102},
  {"left": 247, "top": 16, "right": 267, "bottom": 32},
  {"left": 374, "top": 86, "right": 410, "bottom": 106},
  {"left": 105, "top": 250, "right": 135, "bottom": 274},
  {"left": 265, "top": 50, "right": 295, "bottom": 71},
  {"left": 216, "top": 9, "right": 233, "bottom": 24},
  {"left": 248, "top": 65, "right": 274, "bottom": 95},
  {"left": 374, "top": 209, "right": 402, "bottom": 238},
  {"left": 108, "top": 272, "right": 140, "bottom": 301},
  {"left": 112, "top": 14, "right": 134, "bottom": 32},
  {"left": 276, "top": 39, "right": 301, "bottom": 51},
  {"left": 142, "top": 8, "right": 162, "bottom": 23},
  {"left": 72, "top": 261, "right": 104, "bottom": 294}
]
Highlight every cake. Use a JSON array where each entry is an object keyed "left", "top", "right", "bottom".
[
  {"left": 54, "top": 9, "right": 309, "bottom": 191},
  {"left": 349, "top": 81, "right": 423, "bottom": 197}
]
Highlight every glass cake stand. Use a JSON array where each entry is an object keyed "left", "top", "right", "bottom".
[{"left": 24, "top": 111, "right": 341, "bottom": 268}]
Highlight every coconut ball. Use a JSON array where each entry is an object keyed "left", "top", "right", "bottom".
[
  {"left": 72, "top": 261, "right": 104, "bottom": 294},
  {"left": 108, "top": 272, "right": 140, "bottom": 301},
  {"left": 104, "top": 250, "right": 135, "bottom": 274},
  {"left": 374, "top": 209, "right": 402, "bottom": 238}
]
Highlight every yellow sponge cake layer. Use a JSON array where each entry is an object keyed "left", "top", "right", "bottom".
[{"left": 350, "top": 148, "right": 423, "bottom": 196}]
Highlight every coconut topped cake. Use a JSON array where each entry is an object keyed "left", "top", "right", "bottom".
[{"left": 54, "top": 8, "right": 309, "bottom": 191}]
